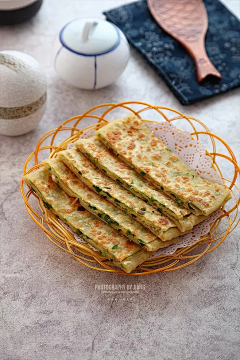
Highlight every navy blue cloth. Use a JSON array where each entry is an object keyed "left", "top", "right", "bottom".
[{"left": 104, "top": 0, "right": 240, "bottom": 105}]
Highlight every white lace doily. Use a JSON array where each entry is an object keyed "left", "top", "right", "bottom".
[
  {"left": 64, "top": 121, "right": 224, "bottom": 256},
  {"left": 147, "top": 121, "right": 223, "bottom": 184}
]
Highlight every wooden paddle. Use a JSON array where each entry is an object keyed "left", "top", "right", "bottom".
[{"left": 147, "top": 0, "right": 222, "bottom": 82}]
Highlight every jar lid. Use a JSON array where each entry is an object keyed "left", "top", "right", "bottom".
[{"left": 60, "top": 18, "right": 119, "bottom": 56}]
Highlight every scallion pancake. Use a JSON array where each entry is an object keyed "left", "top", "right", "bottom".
[
  {"left": 96, "top": 115, "right": 231, "bottom": 216},
  {"left": 23, "top": 168, "right": 152, "bottom": 273}
]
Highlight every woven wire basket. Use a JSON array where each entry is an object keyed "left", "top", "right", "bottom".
[{"left": 20, "top": 101, "right": 240, "bottom": 276}]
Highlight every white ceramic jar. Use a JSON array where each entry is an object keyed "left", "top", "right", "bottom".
[
  {"left": 52, "top": 18, "right": 130, "bottom": 89},
  {"left": 0, "top": 51, "right": 47, "bottom": 136}
]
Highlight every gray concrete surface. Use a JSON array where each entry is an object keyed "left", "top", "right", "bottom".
[{"left": 0, "top": 1, "right": 239, "bottom": 359}]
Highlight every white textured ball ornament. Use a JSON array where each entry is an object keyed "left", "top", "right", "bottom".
[{"left": 0, "top": 50, "right": 47, "bottom": 136}]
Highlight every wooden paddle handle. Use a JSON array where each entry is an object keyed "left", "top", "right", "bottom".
[{"left": 187, "top": 40, "right": 222, "bottom": 82}]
